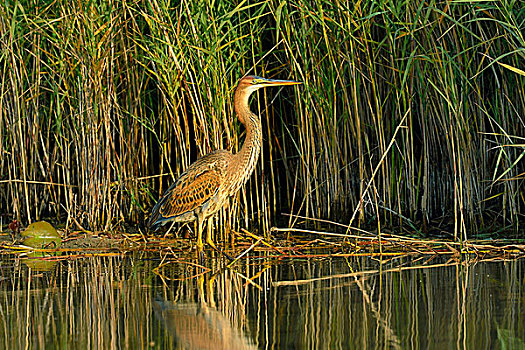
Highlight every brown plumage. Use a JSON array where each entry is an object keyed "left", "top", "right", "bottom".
[{"left": 148, "top": 75, "right": 302, "bottom": 251}]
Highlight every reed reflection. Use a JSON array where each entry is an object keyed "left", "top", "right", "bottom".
[
  {"left": 264, "top": 257, "right": 525, "bottom": 348},
  {"left": 0, "top": 253, "right": 523, "bottom": 349}
]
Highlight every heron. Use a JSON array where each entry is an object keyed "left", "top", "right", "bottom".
[{"left": 148, "top": 75, "right": 302, "bottom": 253}]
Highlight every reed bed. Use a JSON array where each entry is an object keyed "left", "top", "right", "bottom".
[
  {"left": 0, "top": 0, "right": 523, "bottom": 239},
  {"left": 3, "top": 225, "right": 523, "bottom": 266}
]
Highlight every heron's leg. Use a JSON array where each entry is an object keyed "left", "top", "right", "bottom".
[
  {"left": 195, "top": 217, "right": 207, "bottom": 263},
  {"left": 206, "top": 217, "right": 234, "bottom": 261},
  {"left": 206, "top": 217, "right": 217, "bottom": 250},
  {"left": 196, "top": 217, "right": 204, "bottom": 252}
]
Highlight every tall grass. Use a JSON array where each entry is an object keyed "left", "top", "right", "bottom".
[{"left": 0, "top": 0, "right": 523, "bottom": 237}]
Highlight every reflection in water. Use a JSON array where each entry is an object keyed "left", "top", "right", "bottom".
[
  {"left": 153, "top": 274, "right": 257, "bottom": 349},
  {"left": 21, "top": 252, "right": 61, "bottom": 271},
  {"left": 263, "top": 258, "right": 525, "bottom": 349},
  {"left": 154, "top": 299, "right": 256, "bottom": 349},
  {"left": 0, "top": 252, "right": 523, "bottom": 349}
]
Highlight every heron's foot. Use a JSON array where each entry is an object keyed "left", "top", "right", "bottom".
[
  {"left": 206, "top": 238, "right": 234, "bottom": 262},
  {"left": 206, "top": 237, "right": 218, "bottom": 251}
]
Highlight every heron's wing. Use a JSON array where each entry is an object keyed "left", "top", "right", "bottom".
[
  {"left": 159, "top": 166, "right": 221, "bottom": 219},
  {"left": 148, "top": 151, "right": 230, "bottom": 229}
]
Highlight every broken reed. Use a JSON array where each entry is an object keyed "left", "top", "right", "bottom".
[{"left": 0, "top": 1, "right": 523, "bottom": 237}]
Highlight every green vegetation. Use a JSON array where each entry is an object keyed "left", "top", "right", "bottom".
[{"left": 0, "top": 0, "right": 523, "bottom": 238}]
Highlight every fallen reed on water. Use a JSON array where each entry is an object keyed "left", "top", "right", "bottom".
[{"left": 0, "top": 0, "right": 523, "bottom": 239}]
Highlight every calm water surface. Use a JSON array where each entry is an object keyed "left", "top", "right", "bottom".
[{"left": 0, "top": 251, "right": 523, "bottom": 349}]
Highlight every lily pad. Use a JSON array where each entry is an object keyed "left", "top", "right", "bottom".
[{"left": 21, "top": 221, "right": 62, "bottom": 249}]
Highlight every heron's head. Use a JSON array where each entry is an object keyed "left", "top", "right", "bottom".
[{"left": 237, "top": 75, "right": 302, "bottom": 95}]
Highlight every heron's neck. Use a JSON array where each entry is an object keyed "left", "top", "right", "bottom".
[{"left": 233, "top": 89, "right": 262, "bottom": 183}]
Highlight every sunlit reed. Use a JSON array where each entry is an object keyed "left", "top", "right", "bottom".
[{"left": 0, "top": 1, "right": 523, "bottom": 238}]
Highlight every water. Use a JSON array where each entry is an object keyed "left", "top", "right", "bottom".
[{"left": 0, "top": 251, "right": 523, "bottom": 349}]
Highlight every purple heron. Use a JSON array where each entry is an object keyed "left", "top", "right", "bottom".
[{"left": 148, "top": 75, "right": 302, "bottom": 252}]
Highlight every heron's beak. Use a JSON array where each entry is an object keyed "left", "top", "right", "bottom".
[{"left": 254, "top": 77, "right": 302, "bottom": 87}]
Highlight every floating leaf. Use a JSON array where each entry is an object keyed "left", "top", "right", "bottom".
[{"left": 21, "top": 221, "right": 62, "bottom": 249}]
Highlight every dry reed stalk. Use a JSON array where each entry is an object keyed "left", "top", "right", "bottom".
[{"left": 0, "top": 0, "right": 523, "bottom": 240}]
